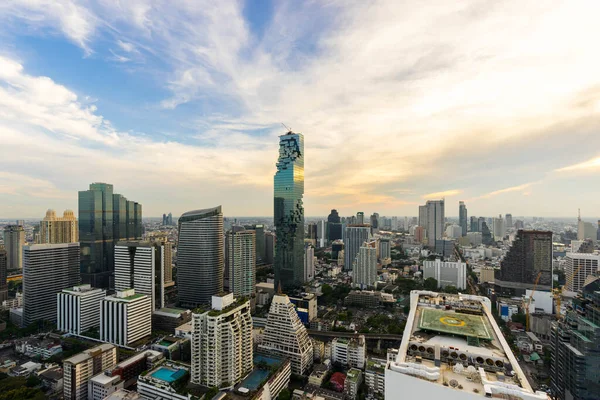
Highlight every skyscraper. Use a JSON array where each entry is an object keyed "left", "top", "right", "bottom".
[
  {"left": 177, "top": 206, "right": 224, "bottom": 307},
  {"left": 550, "top": 280, "right": 600, "bottom": 400},
  {"left": 356, "top": 212, "right": 365, "bottom": 225},
  {"left": 505, "top": 213, "right": 513, "bottom": 230},
  {"left": 370, "top": 213, "right": 379, "bottom": 230},
  {"left": 114, "top": 240, "right": 168, "bottom": 310},
  {"left": 307, "top": 222, "right": 318, "bottom": 243},
  {"left": 259, "top": 293, "right": 313, "bottom": 375},
  {"left": 100, "top": 289, "right": 152, "bottom": 347},
  {"left": 191, "top": 294, "right": 253, "bottom": 389},
  {"left": 470, "top": 216, "right": 478, "bottom": 232},
  {"left": 481, "top": 221, "right": 493, "bottom": 245},
  {"left": 57, "top": 284, "right": 106, "bottom": 335},
  {"left": 78, "top": 182, "right": 142, "bottom": 289},
  {"left": 344, "top": 225, "right": 371, "bottom": 271},
  {"left": 327, "top": 209, "right": 342, "bottom": 243},
  {"left": 418, "top": 200, "right": 445, "bottom": 246},
  {"left": 0, "top": 246, "right": 7, "bottom": 302},
  {"left": 3, "top": 225, "right": 25, "bottom": 269},
  {"left": 226, "top": 228, "right": 256, "bottom": 297},
  {"left": 23, "top": 243, "right": 80, "bottom": 326},
  {"left": 304, "top": 244, "right": 315, "bottom": 282},
  {"left": 493, "top": 215, "right": 505, "bottom": 240},
  {"left": 39, "top": 209, "right": 78, "bottom": 244},
  {"left": 458, "top": 201, "right": 467, "bottom": 237},
  {"left": 274, "top": 131, "right": 305, "bottom": 291},
  {"left": 495, "top": 230, "right": 552, "bottom": 296}
]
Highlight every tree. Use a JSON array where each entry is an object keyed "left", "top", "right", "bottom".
[
  {"left": 441, "top": 285, "right": 459, "bottom": 294},
  {"left": 278, "top": 389, "right": 291, "bottom": 400},
  {"left": 511, "top": 313, "right": 527, "bottom": 325},
  {"left": 424, "top": 277, "right": 438, "bottom": 291}
]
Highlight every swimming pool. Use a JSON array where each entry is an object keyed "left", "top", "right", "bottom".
[
  {"left": 253, "top": 355, "right": 281, "bottom": 367},
  {"left": 239, "top": 369, "right": 270, "bottom": 390},
  {"left": 151, "top": 367, "right": 186, "bottom": 383}
]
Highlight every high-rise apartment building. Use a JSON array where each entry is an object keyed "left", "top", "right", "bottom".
[
  {"left": 63, "top": 343, "right": 117, "bottom": 400},
  {"left": 39, "top": 209, "right": 78, "bottom": 244},
  {"left": 304, "top": 244, "right": 315, "bottom": 282},
  {"left": 23, "top": 243, "right": 80, "bottom": 327},
  {"left": 353, "top": 241, "right": 377, "bottom": 289},
  {"left": 578, "top": 218, "right": 597, "bottom": 243},
  {"left": 57, "top": 284, "right": 106, "bottom": 335},
  {"left": 177, "top": 206, "right": 224, "bottom": 307},
  {"left": 191, "top": 294, "right": 253, "bottom": 389},
  {"left": 331, "top": 335, "right": 366, "bottom": 369},
  {"left": 459, "top": 201, "right": 467, "bottom": 237},
  {"left": 418, "top": 200, "right": 445, "bottom": 246},
  {"left": 564, "top": 253, "right": 600, "bottom": 292},
  {"left": 470, "top": 216, "right": 479, "bottom": 232},
  {"left": 99, "top": 289, "right": 152, "bottom": 347},
  {"left": 227, "top": 228, "right": 256, "bottom": 297},
  {"left": 114, "top": 240, "right": 168, "bottom": 310},
  {"left": 0, "top": 246, "right": 7, "bottom": 302},
  {"left": 344, "top": 225, "right": 371, "bottom": 271},
  {"left": 422, "top": 259, "right": 467, "bottom": 289},
  {"left": 274, "top": 131, "right": 305, "bottom": 291},
  {"left": 386, "top": 291, "right": 546, "bottom": 399},
  {"left": 493, "top": 215, "right": 505, "bottom": 240},
  {"left": 370, "top": 213, "right": 379, "bottom": 230},
  {"left": 550, "top": 281, "right": 600, "bottom": 400},
  {"left": 259, "top": 293, "right": 313, "bottom": 375},
  {"left": 379, "top": 238, "right": 391, "bottom": 260},
  {"left": 78, "top": 182, "right": 142, "bottom": 288},
  {"left": 3, "top": 225, "right": 25, "bottom": 269},
  {"left": 244, "top": 224, "right": 265, "bottom": 263},
  {"left": 495, "top": 230, "right": 552, "bottom": 296},
  {"left": 356, "top": 212, "right": 365, "bottom": 225}
]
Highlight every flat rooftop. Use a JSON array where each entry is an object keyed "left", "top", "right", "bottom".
[{"left": 387, "top": 291, "right": 547, "bottom": 400}]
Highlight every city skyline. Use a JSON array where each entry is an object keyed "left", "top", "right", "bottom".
[{"left": 1, "top": 2, "right": 600, "bottom": 217}]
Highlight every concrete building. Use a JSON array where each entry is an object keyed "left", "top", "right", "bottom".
[
  {"left": 63, "top": 343, "right": 117, "bottom": 400},
  {"left": 385, "top": 291, "right": 547, "bottom": 400},
  {"left": 23, "top": 243, "right": 80, "bottom": 326},
  {"left": 459, "top": 202, "right": 467, "bottom": 237},
  {"left": 493, "top": 216, "right": 505, "bottom": 240},
  {"left": 365, "top": 359, "right": 386, "bottom": 396},
  {"left": 564, "top": 253, "right": 600, "bottom": 292},
  {"left": 115, "top": 240, "right": 169, "bottom": 311},
  {"left": 289, "top": 293, "right": 318, "bottom": 322},
  {"left": 57, "top": 284, "right": 106, "bottom": 335},
  {"left": 304, "top": 244, "right": 315, "bottom": 282},
  {"left": 344, "top": 225, "right": 371, "bottom": 271},
  {"left": 379, "top": 238, "right": 391, "bottom": 260},
  {"left": 259, "top": 294, "right": 313, "bottom": 375},
  {"left": 445, "top": 224, "right": 462, "bottom": 239},
  {"left": 100, "top": 289, "right": 152, "bottom": 347},
  {"left": 227, "top": 228, "right": 256, "bottom": 297},
  {"left": 505, "top": 214, "right": 513, "bottom": 230},
  {"left": 88, "top": 373, "right": 123, "bottom": 400},
  {"left": 419, "top": 200, "right": 445, "bottom": 247},
  {"left": 495, "top": 230, "right": 553, "bottom": 296},
  {"left": 353, "top": 241, "right": 378, "bottom": 289},
  {"left": 137, "top": 363, "right": 191, "bottom": 400},
  {"left": 191, "top": 293, "right": 253, "bottom": 389},
  {"left": 422, "top": 259, "right": 467, "bottom": 290},
  {"left": 39, "top": 209, "right": 78, "bottom": 244},
  {"left": 177, "top": 206, "right": 224, "bottom": 307},
  {"left": 331, "top": 336, "right": 366, "bottom": 369},
  {"left": 578, "top": 218, "right": 597, "bottom": 243},
  {"left": 0, "top": 246, "right": 7, "bottom": 302},
  {"left": 344, "top": 368, "right": 363, "bottom": 400},
  {"left": 3, "top": 225, "right": 24, "bottom": 269},
  {"left": 78, "top": 183, "right": 142, "bottom": 288}
]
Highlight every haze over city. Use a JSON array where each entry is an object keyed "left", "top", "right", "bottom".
[{"left": 1, "top": 1, "right": 600, "bottom": 217}]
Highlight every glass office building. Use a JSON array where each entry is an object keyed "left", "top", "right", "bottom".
[{"left": 274, "top": 132, "right": 305, "bottom": 291}]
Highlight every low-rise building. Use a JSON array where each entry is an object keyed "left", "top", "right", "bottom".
[
  {"left": 344, "top": 290, "right": 383, "bottom": 308},
  {"left": 88, "top": 372, "right": 123, "bottom": 400},
  {"left": 12, "top": 361, "right": 42, "bottom": 376},
  {"left": 15, "top": 337, "right": 62, "bottom": 360},
  {"left": 150, "top": 336, "right": 191, "bottom": 362},
  {"left": 344, "top": 368, "right": 362, "bottom": 400},
  {"left": 331, "top": 336, "right": 366, "bottom": 369},
  {"left": 38, "top": 365, "right": 64, "bottom": 394},
  {"left": 100, "top": 289, "right": 152, "bottom": 347},
  {"left": 63, "top": 343, "right": 117, "bottom": 400},
  {"left": 151, "top": 308, "right": 191, "bottom": 333},
  {"left": 137, "top": 362, "right": 192, "bottom": 400},
  {"left": 365, "top": 358, "right": 385, "bottom": 395},
  {"left": 110, "top": 350, "right": 164, "bottom": 388}
]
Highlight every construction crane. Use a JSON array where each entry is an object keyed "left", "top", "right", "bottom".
[
  {"left": 553, "top": 263, "right": 584, "bottom": 319},
  {"left": 281, "top": 123, "right": 292, "bottom": 133},
  {"left": 523, "top": 272, "right": 542, "bottom": 331}
]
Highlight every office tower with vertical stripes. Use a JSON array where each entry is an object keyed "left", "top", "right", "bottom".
[
  {"left": 99, "top": 289, "right": 151, "bottom": 347},
  {"left": 274, "top": 131, "right": 305, "bottom": 291},
  {"left": 57, "top": 284, "right": 106, "bottom": 335},
  {"left": 177, "top": 206, "right": 224, "bottom": 307},
  {"left": 23, "top": 243, "right": 80, "bottom": 326}
]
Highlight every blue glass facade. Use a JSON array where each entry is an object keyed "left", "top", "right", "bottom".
[{"left": 274, "top": 132, "right": 304, "bottom": 291}]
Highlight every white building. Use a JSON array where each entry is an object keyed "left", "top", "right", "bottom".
[
  {"left": 259, "top": 294, "right": 313, "bottom": 375},
  {"left": 88, "top": 373, "right": 123, "bottom": 400},
  {"left": 63, "top": 343, "right": 117, "bottom": 400},
  {"left": 422, "top": 259, "right": 467, "bottom": 290},
  {"left": 114, "top": 241, "right": 167, "bottom": 310},
  {"left": 344, "top": 225, "right": 371, "bottom": 271},
  {"left": 304, "top": 244, "right": 315, "bottom": 282},
  {"left": 57, "top": 284, "right": 105, "bottom": 335},
  {"left": 565, "top": 252, "right": 600, "bottom": 292},
  {"left": 385, "top": 291, "right": 547, "bottom": 400},
  {"left": 445, "top": 224, "right": 462, "bottom": 239},
  {"left": 331, "top": 335, "right": 366, "bottom": 369},
  {"left": 345, "top": 368, "right": 363, "bottom": 400},
  {"left": 353, "top": 242, "right": 378, "bottom": 289},
  {"left": 493, "top": 216, "right": 505, "bottom": 240},
  {"left": 578, "top": 219, "right": 597, "bottom": 243},
  {"left": 379, "top": 238, "right": 391, "bottom": 260},
  {"left": 365, "top": 358, "right": 386, "bottom": 396},
  {"left": 227, "top": 229, "right": 256, "bottom": 297},
  {"left": 419, "top": 200, "right": 445, "bottom": 246},
  {"left": 99, "top": 289, "right": 152, "bottom": 347},
  {"left": 137, "top": 363, "right": 192, "bottom": 400},
  {"left": 191, "top": 293, "right": 253, "bottom": 389}
]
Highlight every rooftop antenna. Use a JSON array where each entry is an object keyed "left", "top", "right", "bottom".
[{"left": 281, "top": 122, "right": 292, "bottom": 133}]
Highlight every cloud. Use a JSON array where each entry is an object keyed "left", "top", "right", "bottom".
[
  {"left": 555, "top": 156, "right": 600, "bottom": 173},
  {"left": 422, "top": 190, "right": 463, "bottom": 200},
  {"left": 476, "top": 183, "right": 538, "bottom": 200}
]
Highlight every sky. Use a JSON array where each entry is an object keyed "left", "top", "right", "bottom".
[{"left": 1, "top": 0, "right": 600, "bottom": 219}]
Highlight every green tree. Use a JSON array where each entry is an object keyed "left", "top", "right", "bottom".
[
  {"left": 442, "top": 285, "right": 459, "bottom": 294},
  {"left": 278, "top": 388, "right": 291, "bottom": 400},
  {"left": 511, "top": 313, "right": 527, "bottom": 325},
  {"left": 424, "top": 277, "right": 438, "bottom": 291}
]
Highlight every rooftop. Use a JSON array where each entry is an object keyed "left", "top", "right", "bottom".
[
  {"left": 346, "top": 368, "right": 361, "bottom": 383},
  {"left": 387, "top": 291, "right": 547, "bottom": 400}
]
